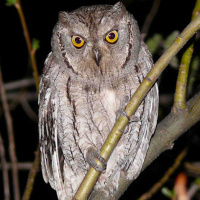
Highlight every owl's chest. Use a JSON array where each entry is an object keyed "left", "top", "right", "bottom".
[
  {"left": 98, "top": 89, "right": 120, "bottom": 121},
  {"left": 86, "top": 88, "right": 121, "bottom": 131},
  {"left": 70, "top": 86, "right": 122, "bottom": 146},
  {"left": 68, "top": 77, "right": 138, "bottom": 149},
  {"left": 86, "top": 88, "right": 122, "bottom": 146}
]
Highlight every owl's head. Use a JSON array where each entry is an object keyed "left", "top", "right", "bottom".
[{"left": 51, "top": 2, "right": 141, "bottom": 87}]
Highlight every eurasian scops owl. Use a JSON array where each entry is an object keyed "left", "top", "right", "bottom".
[{"left": 39, "top": 2, "right": 159, "bottom": 199}]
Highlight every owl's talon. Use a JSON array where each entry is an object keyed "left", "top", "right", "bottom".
[
  {"left": 119, "top": 127, "right": 129, "bottom": 134},
  {"left": 121, "top": 110, "right": 130, "bottom": 121},
  {"left": 118, "top": 111, "right": 140, "bottom": 134},
  {"left": 129, "top": 115, "right": 140, "bottom": 122},
  {"left": 116, "top": 109, "right": 130, "bottom": 121},
  {"left": 87, "top": 148, "right": 107, "bottom": 172}
]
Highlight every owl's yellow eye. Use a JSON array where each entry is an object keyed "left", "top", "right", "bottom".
[
  {"left": 105, "top": 30, "right": 118, "bottom": 44},
  {"left": 72, "top": 36, "right": 85, "bottom": 48}
]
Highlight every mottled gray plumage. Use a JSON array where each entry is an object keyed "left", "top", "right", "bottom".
[{"left": 38, "top": 2, "right": 159, "bottom": 199}]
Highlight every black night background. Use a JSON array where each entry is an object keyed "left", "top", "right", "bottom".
[{"left": 0, "top": 0, "right": 200, "bottom": 199}]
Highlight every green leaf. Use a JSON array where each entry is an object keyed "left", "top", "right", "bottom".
[
  {"left": 191, "top": 56, "right": 200, "bottom": 71},
  {"left": 187, "top": 56, "right": 200, "bottom": 95},
  {"left": 170, "top": 56, "right": 179, "bottom": 68},
  {"left": 164, "top": 31, "right": 179, "bottom": 50},
  {"left": 32, "top": 38, "right": 40, "bottom": 50},
  {"left": 161, "top": 187, "right": 173, "bottom": 199},
  {"left": 5, "top": 0, "right": 16, "bottom": 6},
  {"left": 194, "top": 178, "right": 200, "bottom": 185},
  {"left": 146, "top": 33, "right": 163, "bottom": 55}
]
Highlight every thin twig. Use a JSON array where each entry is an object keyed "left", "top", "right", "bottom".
[
  {"left": 0, "top": 131, "right": 10, "bottom": 200},
  {"left": 20, "top": 99, "right": 38, "bottom": 122},
  {"left": 138, "top": 148, "right": 188, "bottom": 200},
  {"left": 14, "top": 0, "right": 39, "bottom": 91},
  {"left": 3, "top": 92, "right": 37, "bottom": 101},
  {"left": 4, "top": 78, "right": 35, "bottom": 91},
  {"left": 0, "top": 162, "right": 33, "bottom": 170},
  {"left": 13, "top": 1, "right": 41, "bottom": 199},
  {"left": 172, "top": 0, "right": 200, "bottom": 111},
  {"left": 184, "top": 162, "right": 200, "bottom": 175},
  {"left": 22, "top": 149, "right": 40, "bottom": 200},
  {"left": 73, "top": 13, "right": 200, "bottom": 200},
  {"left": 141, "top": 0, "right": 161, "bottom": 39},
  {"left": 0, "top": 67, "right": 20, "bottom": 200},
  {"left": 81, "top": 86, "right": 200, "bottom": 200}
]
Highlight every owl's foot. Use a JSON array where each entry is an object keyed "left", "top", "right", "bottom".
[
  {"left": 87, "top": 148, "right": 107, "bottom": 172},
  {"left": 116, "top": 109, "right": 140, "bottom": 134},
  {"left": 116, "top": 96, "right": 140, "bottom": 134},
  {"left": 116, "top": 95, "right": 130, "bottom": 120}
]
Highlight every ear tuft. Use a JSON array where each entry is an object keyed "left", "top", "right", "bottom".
[
  {"left": 113, "top": 1, "right": 126, "bottom": 13},
  {"left": 58, "top": 11, "right": 68, "bottom": 23}
]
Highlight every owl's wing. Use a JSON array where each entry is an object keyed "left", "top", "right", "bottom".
[
  {"left": 126, "top": 41, "right": 159, "bottom": 179},
  {"left": 38, "top": 52, "right": 66, "bottom": 197}
]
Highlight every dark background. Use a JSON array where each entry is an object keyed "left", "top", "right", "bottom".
[{"left": 1, "top": 0, "right": 200, "bottom": 199}]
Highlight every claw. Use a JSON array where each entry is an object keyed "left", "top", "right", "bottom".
[
  {"left": 87, "top": 148, "right": 107, "bottom": 172},
  {"left": 116, "top": 95, "right": 140, "bottom": 134},
  {"left": 129, "top": 115, "right": 140, "bottom": 122},
  {"left": 116, "top": 96, "right": 130, "bottom": 121}
]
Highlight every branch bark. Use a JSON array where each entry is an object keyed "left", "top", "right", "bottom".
[
  {"left": 172, "top": 0, "right": 200, "bottom": 111},
  {"left": 0, "top": 132, "right": 10, "bottom": 200},
  {"left": 90, "top": 91, "right": 200, "bottom": 200},
  {"left": 74, "top": 13, "right": 200, "bottom": 200}
]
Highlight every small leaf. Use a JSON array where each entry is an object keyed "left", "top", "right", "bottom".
[
  {"left": 191, "top": 56, "right": 200, "bottom": 71},
  {"left": 5, "top": 0, "right": 16, "bottom": 6},
  {"left": 170, "top": 56, "right": 179, "bottom": 69},
  {"left": 32, "top": 38, "right": 40, "bottom": 50},
  {"left": 164, "top": 31, "right": 179, "bottom": 50},
  {"left": 187, "top": 56, "right": 200, "bottom": 95},
  {"left": 146, "top": 33, "right": 163, "bottom": 55},
  {"left": 161, "top": 187, "right": 173, "bottom": 199},
  {"left": 194, "top": 178, "right": 200, "bottom": 185}
]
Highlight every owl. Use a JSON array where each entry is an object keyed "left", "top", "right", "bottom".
[{"left": 39, "top": 2, "right": 158, "bottom": 200}]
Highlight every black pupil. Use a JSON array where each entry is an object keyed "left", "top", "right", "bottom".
[
  {"left": 109, "top": 32, "right": 115, "bottom": 40},
  {"left": 75, "top": 37, "right": 82, "bottom": 44}
]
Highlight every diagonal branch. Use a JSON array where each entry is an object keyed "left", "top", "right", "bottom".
[
  {"left": 143, "top": 91, "right": 200, "bottom": 171},
  {"left": 138, "top": 148, "right": 188, "bottom": 200},
  {"left": 22, "top": 150, "right": 40, "bottom": 200},
  {"left": 8, "top": 1, "right": 41, "bottom": 199},
  {"left": 73, "top": 13, "right": 200, "bottom": 200},
  {"left": 91, "top": 90, "right": 200, "bottom": 200},
  {"left": 14, "top": 0, "right": 39, "bottom": 91},
  {"left": 141, "top": 0, "right": 161, "bottom": 39}
]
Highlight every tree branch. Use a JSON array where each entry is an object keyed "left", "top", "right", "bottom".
[
  {"left": 143, "top": 91, "right": 200, "bottom": 169},
  {"left": 73, "top": 13, "right": 200, "bottom": 200},
  {"left": 0, "top": 67, "right": 20, "bottom": 200},
  {"left": 0, "top": 162, "right": 33, "bottom": 170},
  {"left": 90, "top": 90, "right": 200, "bottom": 200},
  {"left": 14, "top": 0, "right": 39, "bottom": 91},
  {"left": 0, "top": 131, "right": 10, "bottom": 200},
  {"left": 4, "top": 78, "right": 35, "bottom": 91},
  {"left": 22, "top": 149, "right": 40, "bottom": 200},
  {"left": 172, "top": 0, "right": 200, "bottom": 111},
  {"left": 141, "top": 0, "right": 161, "bottom": 39},
  {"left": 138, "top": 148, "right": 188, "bottom": 200}
]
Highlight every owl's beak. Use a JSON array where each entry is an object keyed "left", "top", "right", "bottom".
[{"left": 93, "top": 48, "right": 101, "bottom": 66}]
